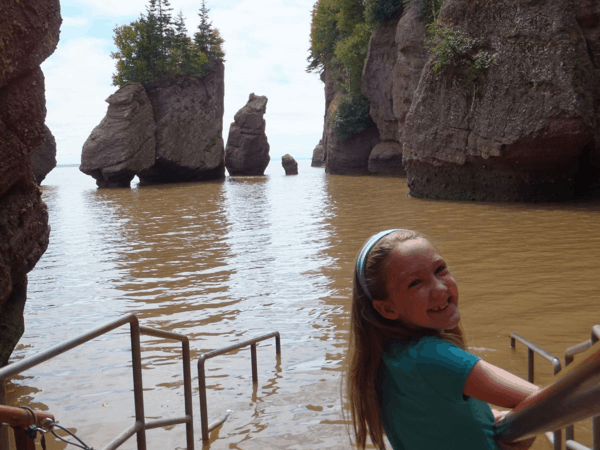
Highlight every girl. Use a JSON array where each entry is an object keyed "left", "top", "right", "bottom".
[{"left": 346, "top": 229, "right": 539, "bottom": 450}]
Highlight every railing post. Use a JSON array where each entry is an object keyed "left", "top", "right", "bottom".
[
  {"left": 528, "top": 348, "right": 534, "bottom": 383},
  {"left": 251, "top": 344, "right": 258, "bottom": 384},
  {"left": 129, "top": 318, "right": 147, "bottom": 450},
  {"left": 181, "top": 339, "right": 194, "bottom": 450},
  {"left": 198, "top": 356, "right": 209, "bottom": 441}
]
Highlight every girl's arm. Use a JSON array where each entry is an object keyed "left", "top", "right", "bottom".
[
  {"left": 464, "top": 360, "right": 540, "bottom": 450},
  {"left": 463, "top": 360, "right": 539, "bottom": 407}
]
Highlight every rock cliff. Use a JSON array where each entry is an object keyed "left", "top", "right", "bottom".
[
  {"left": 318, "top": 67, "right": 380, "bottom": 175},
  {"left": 32, "top": 125, "right": 57, "bottom": 185},
  {"left": 404, "top": 0, "right": 600, "bottom": 201},
  {"left": 0, "top": 0, "right": 59, "bottom": 365},
  {"left": 313, "top": 0, "right": 600, "bottom": 200},
  {"left": 81, "top": 61, "right": 226, "bottom": 187},
  {"left": 225, "top": 94, "right": 270, "bottom": 176}
]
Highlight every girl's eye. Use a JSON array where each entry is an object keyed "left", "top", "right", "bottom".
[
  {"left": 408, "top": 279, "right": 421, "bottom": 288},
  {"left": 435, "top": 265, "right": 448, "bottom": 274}
]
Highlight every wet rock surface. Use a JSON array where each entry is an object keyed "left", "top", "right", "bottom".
[
  {"left": 32, "top": 125, "right": 57, "bottom": 185},
  {"left": 282, "top": 154, "right": 298, "bottom": 175},
  {"left": 225, "top": 94, "right": 270, "bottom": 176},
  {"left": 80, "top": 84, "right": 156, "bottom": 188},
  {"left": 0, "top": 0, "right": 59, "bottom": 365}
]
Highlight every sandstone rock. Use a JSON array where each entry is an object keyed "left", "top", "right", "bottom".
[
  {"left": 81, "top": 84, "right": 156, "bottom": 188},
  {"left": 362, "top": 19, "right": 400, "bottom": 142},
  {"left": 32, "top": 125, "right": 57, "bottom": 185},
  {"left": 311, "top": 139, "right": 326, "bottom": 167},
  {"left": 282, "top": 154, "right": 298, "bottom": 175},
  {"left": 369, "top": 141, "right": 405, "bottom": 175},
  {"left": 138, "top": 61, "right": 226, "bottom": 183},
  {"left": 320, "top": 67, "right": 380, "bottom": 175},
  {"left": 225, "top": 94, "right": 270, "bottom": 176},
  {"left": 393, "top": 6, "right": 429, "bottom": 144},
  {"left": 403, "top": 0, "right": 600, "bottom": 201},
  {"left": 0, "top": 0, "right": 57, "bottom": 365}
]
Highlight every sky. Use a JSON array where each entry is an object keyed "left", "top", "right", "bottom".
[{"left": 41, "top": 0, "right": 325, "bottom": 165}]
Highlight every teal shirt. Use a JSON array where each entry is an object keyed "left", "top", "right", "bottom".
[{"left": 379, "top": 336, "right": 498, "bottom": 450}]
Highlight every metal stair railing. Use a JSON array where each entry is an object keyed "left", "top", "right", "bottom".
[
  {"left": 563, "top": 325, "right": 600, "bottom": 450},
  {"left": 197, "top": 331, "right": 281, "bottom": 441},
  {"left": 0, "top": 313, "right": 194, "bottom": 450},
  {"left": 510, "top": 333, "right": 562, "bottom": 450}
]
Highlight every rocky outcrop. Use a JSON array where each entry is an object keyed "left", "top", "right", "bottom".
[
  {"left": 32, "top": 125, "right": 57, "bottom": 185},
  {"left": 319, "top": 67, "right": 380, "bottom": 175},
  {"left": 360, "top": 6, "right": 428, "bottom": 177},
  {"left": 139, "top": 61, "right": 225, "bottom": 183},
  {"left": 80, "top": 61, "right": 225, "bottom": 187},
  {"left": 282, "top": 154, "right": 298, "bottom": 175},
  {"left": 0, "top": 0, "right": 59, "bottom": 366},
  {"left": 403, "top": 0, "right": 600, "bottom": 201},
  {"left": 311, "top": 139, "right": 326, "bottom": 167},
  {"left": 81, "top": 84, "right": 155, "bottom": 187},
  {"left": 225, "top": 94, "right": 270, "bottom": 176}
]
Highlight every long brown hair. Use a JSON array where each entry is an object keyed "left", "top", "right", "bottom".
[{"left": 344, "top": 230, "right": 465, "bottom": 449}]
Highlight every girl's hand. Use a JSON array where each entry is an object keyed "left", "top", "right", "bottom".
[{"left": 493, "top": 410, "right": 536, "bottom": 450}]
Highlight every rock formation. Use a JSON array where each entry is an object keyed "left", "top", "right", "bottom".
[
  {"left": 225, "top": 94, "right": 270, "bottom": 176},
  {"left": 32, "top": 125, "right": 57, "bottom": 185},
  {"left": 319, "top": 67, "right": 380, "bottom": 175},
  {"left": 139, "top": 61, "right": 225, "bottom": 183},
  {"left": 0, "top": 0, "right": 59, "bottom": 366},
  {"left": 80, "top": 61, "right": 226, "bottom": 187},
  {"left": 313, "top": 0, "right": 600, "bottom": 200},
  {"left": 282, "top": 154, "right": 298, "bottom": 175},
  {"left": 311, "top": 139, "right": 326, "bottom": 167},
  {"left": 81, "top": 84, "right": 155, "bottom": 187},
  {"left": 403, "top": 0, "right": 600, "bottom": 201}
]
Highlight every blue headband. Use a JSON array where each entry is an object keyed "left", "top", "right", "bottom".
[{"left": 356, "top": 229, "right": 406, "bottom": 301}]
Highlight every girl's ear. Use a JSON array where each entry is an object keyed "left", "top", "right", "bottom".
[{"left": 372, "top": 300, "right": 400, "bottom": 320}]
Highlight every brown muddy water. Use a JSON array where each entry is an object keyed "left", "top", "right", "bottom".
[{"left": 6, "top": 160, "right": 600, "bottom": 449}]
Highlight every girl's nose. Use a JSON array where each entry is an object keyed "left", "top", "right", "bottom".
[{"left": 433, "top": 277, "right": 448, "bottom": 295}]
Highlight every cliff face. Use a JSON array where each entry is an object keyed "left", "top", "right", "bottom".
[
  {"left": 0, "top": 0, "right": 60, "bottom": 365},
  {"left": 81, "top": 61, "right": 226, "bottom": 187},
  {"left": 315, "top": 0, "right": 600, "bottom": 200},
  {"left": 404, "top": 0, "right": 600, "bottom": 201},
  {"left": 320, "top": 67, "right": 380, "bottom": 175}
]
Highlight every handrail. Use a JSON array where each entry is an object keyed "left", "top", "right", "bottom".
[
  {"left": 197, "top": 331, "right": 281, "bottom": 441},
  {"left": 0, "top": 314, "right": 194, "bottom": 450},
  {"left": 510, "top": 333, "right": 562, "bottom": 450},
  {"left": 564, "top": 325, "right": 600, "bottom": 448}
]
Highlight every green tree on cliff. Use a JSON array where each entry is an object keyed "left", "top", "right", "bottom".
[{"left": 111, "top": 0, "right": 224, "bottom": 87}]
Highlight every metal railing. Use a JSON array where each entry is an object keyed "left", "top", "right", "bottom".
[
  {"left": 563, "top": 325, "right": 600, "bottom": 450},
  {"left": 510, "top": 333, "right": 562, "bottom": 450},
  {"left": 197, "top": 331, "right": 281, "bottom": 441},
  {"left": 0, "top": 314, "right": 194, "bottom": 450}
]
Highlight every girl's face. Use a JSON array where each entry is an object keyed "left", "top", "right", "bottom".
[{"left": 372, "top": 238, "right": 460, "bottom": 330}]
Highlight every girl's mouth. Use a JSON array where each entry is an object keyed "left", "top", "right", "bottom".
[{"left": 429, "top": 298, "right": 451, "bottom": 312}]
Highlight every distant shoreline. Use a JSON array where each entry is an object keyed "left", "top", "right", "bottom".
[
  {"left": 56, "top": 158, "right": 313, "bottom": 169},
  {"left": 56, "top": 164, "right": 80, "bottom": 168}
]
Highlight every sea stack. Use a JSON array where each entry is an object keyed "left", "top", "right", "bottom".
[{"left": 225, "top": 94, "right": 270, "bottom": 176}]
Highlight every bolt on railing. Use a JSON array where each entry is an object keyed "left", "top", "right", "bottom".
[
  {"left": 510, "top": 333, "right": 562, "bottom": 450},
  {"left": 197, "top": 331, "right": 281, "bottom": 441},
  {"left": 0, "top": 314, "right": 194, "bottom": 450},
  {"left": 563, "top": 325, "right": 600, "bottom": 450}
]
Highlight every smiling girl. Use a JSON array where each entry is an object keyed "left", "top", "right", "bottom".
[{"left": 345, "top": 229, "right": 539, "bottom": 450}]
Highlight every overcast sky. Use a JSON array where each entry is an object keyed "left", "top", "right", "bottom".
[{"left": 42, "top": 0, "right": 325, "bottom": 165}]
